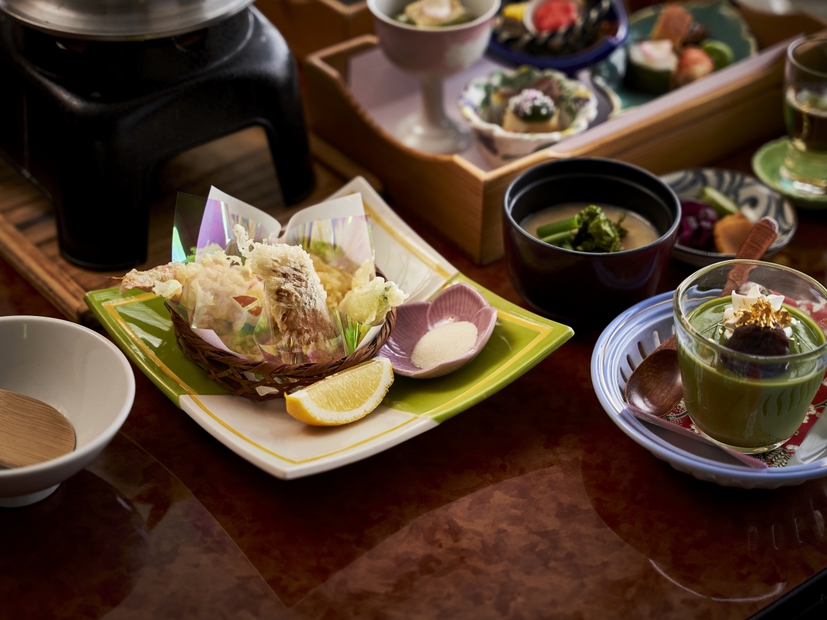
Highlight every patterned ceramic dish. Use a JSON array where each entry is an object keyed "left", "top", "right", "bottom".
[
  {"left": 379, "top": 283, "right": 498, "bottom": 379},
  {"left": 459, "top": 65, "right": 598, "bottom": 167},
  {"left": 488, "top": 0, "right": 628, "bottom": 74},
  {"left": 591, "top": 291, "right": 827, "bottom": 489},
  {"left": 591, "top": 0, "right": 757, "bottom": 115},
  {"left": 662, "top": 167, "right": 797, "bottom": 268}
]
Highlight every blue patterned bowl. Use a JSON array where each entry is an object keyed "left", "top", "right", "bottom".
[
  {"left": 662, "top": 168, "right": 798, "bottom": 268},
  {"left": 489, "top": 0, "right": 628, "bottom": 74}
]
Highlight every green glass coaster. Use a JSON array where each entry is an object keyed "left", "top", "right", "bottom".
[{"left": 752, "top": 137, "right": 827, "bottom": 210}]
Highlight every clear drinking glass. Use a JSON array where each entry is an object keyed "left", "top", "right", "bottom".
[
  {"left": 779, "top": 34, "right": 827, "bottom": 199},
  {"left": 674, "top": 260, "right": 827, "bottom": 454}
]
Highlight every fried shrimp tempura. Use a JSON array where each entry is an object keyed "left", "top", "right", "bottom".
[
  {"left": 118, "top": 261, "right": 203, "bottom": 300},
  {"left": 234, "top": 226, "right": 335, "bottom": 348}
]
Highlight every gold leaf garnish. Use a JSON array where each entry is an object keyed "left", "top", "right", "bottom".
[{"left": 732, "top": 297, "right": 792, "bottom": 330}]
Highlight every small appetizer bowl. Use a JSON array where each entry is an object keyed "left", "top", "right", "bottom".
[
  {"left": 368, "top": 0, "right": 501, "bottom": 78},
  {"left": 0, "top": 316, "right": 135, "bottom": 507},
  {"left": 503, "top": 157, "right": 680, "bottom": 326},
  {"left": 379, "top": 283, "right": 498, "bottom": 379},
  {"left": 459, "top": 65, "right": 598, "bottom": 167},
  {"left": 662, "top": 168, "right": 797, "bottom": 268}
]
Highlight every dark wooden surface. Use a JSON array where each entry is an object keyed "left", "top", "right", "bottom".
[{"left": 2, "top": 134, "right": 827, "bottom": 619}]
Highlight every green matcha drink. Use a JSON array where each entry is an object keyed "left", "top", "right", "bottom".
[{"left": 678, "top": 296, "right": 826, "bottom": 451}]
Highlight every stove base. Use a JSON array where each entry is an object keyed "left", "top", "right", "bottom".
[{"left": 0, "top": 7, "right": 315, "bottom": 270}]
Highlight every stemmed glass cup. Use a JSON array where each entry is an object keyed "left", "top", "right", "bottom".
[{"left": 367, "top": 0, "right": 500, "bottom": 154}]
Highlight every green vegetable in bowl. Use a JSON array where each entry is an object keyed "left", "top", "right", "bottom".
[
  {"left": 537, "top": 205, "right": 628, "bottom": 252},
  {"left": 697, "top": 185, "right": 739, "bottom": 217}
]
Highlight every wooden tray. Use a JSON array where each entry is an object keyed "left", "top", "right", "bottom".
[
  {"left": 0, "top": 128, "right": 382, "bottom": 326},
  {"left": 255, "top": 0, "right": 373, "bottom": 59},
  {"left": 302, "top": 5, "right": 827, "bottom": 265}
]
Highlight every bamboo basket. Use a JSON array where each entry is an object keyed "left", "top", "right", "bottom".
[{"left": 169, "top": 301, "right": 397, "bottom": 401}]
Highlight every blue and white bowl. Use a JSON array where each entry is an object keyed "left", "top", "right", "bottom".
[{"left": 661, "top": 168, "right": 797, "bottom": 268}]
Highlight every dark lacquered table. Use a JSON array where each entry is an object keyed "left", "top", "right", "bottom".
[{"left": 1, "top": 138, "right": 827, "bottom": 620}]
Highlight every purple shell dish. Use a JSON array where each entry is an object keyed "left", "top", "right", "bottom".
[{"left": 379, "top": 283, "right": 498, "bottom": 379}]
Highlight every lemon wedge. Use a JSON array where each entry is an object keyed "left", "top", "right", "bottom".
[{"left": 284, "top": 357, "right": 394, "bottom": 426}]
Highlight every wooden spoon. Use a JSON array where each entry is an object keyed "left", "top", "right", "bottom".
[
  {"left": 624, "top": 216, "right": 780, "bottom": 418},
  {"left": 0, "top": 388, "right": 76, "bottom": 468}
]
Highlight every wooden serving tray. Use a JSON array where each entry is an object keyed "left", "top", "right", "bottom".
[
  {"left": 0, "top": 128, "right": 382, "bottom": 326},
  {"left": 255, "top": 0, "right": 373, "bottom": 59},
  {"left": 302, "top": 5, "right": 826, "bottom": 265}
]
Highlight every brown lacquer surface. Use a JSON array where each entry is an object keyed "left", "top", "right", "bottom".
[{"left": 2, "top": 139, "right": 827, "bottom": 619}]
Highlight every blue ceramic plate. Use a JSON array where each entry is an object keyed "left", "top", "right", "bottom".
[
  {"left": 487, "top": 0, "right": 629, "bottom": 74},
  {"left": 591, "top": 291, "right": 827, "bottom": 489},
  {"left": 591, "top": 0, "right": 757, "bottom": 114},
  {"left": 662, "top": 167, "right": 797, "bottom": 267}
]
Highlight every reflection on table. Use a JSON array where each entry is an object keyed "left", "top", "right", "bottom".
[{"left": 1, "top": 137, "right": 827, "bottom": 618}]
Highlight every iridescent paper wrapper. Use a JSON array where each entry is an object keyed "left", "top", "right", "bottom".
[{"left": 167, "top": 187, "right": 386, "bottom": 366}]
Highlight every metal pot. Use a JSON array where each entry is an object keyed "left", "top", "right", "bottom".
[{"left": 0, "top": 0, "right": 254, "bottom": 40}]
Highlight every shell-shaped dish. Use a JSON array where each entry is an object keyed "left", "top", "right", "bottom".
[
  {"left": 459, "top": 65, "right": 598, "bottom": 167},
  {"left": 662, "top": 168, "right": 797, "bottom": 268},
  {"left": 379, "top": 283, "right": 498, "bottom": 379}
]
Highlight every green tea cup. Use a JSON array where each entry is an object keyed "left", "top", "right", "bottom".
[{"left": 674, "top": 260, "right": 827, "bottom": 454}]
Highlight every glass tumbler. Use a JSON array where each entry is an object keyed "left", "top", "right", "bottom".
[
  {"left": 674, "top": 260, "right": 827, "bottom": 454},
  {"left": 779, "top": 34, "right": 827, "bottom": 199}
]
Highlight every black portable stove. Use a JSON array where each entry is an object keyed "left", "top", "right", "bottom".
[{"left": 0, "top": 5, "right": 315, "bottom": 270}]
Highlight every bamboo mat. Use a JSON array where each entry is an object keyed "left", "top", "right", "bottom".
[{"left": 0, "top": 128, "right": 382, "bottom": 326}]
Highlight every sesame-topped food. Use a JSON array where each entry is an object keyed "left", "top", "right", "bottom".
[{"left": 502, "top": 88, "right": 560, "bottom": 133}]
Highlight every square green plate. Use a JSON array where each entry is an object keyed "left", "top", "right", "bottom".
[{"left": 85, "top": 178, "right": 573, "bottom": 479}]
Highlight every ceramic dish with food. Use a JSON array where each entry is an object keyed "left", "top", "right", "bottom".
[
  {"left": 591, "top": 291, "right": 827, "bottom": 489},
  {"left": 503, "top": 158, "right": 680, "bottom": 326},
  {"left": 379, "top": 283, "right": 498, "bottom": 379},
  {"left": 459, "top": 65, "right": 598, "bottom": 167},
  {"left": 591, "top": 0, "right": 756, "bottom": 115},
  {"left": 662, "top": 167, "right": 797, "bottom": 267},
  {"left": 86, "top": 177, "right": 574, "bottom": 480},
  {"left": 488, "top": 0, "right": 628, "bottom": 74}
]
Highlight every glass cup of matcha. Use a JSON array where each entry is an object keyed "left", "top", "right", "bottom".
[{"left": 674, "top": 260, "right": 827, "bottom": 454}]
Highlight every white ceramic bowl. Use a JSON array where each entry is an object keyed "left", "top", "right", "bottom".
[
  {"left": 459, "top": 65, "right": 598, "bottom": 167},
  {"left": 379, "top": 283, "right": 497, "bottom": 379},
  {"left": 0, "top": 316, "right": 135, "bottom": 507}
]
